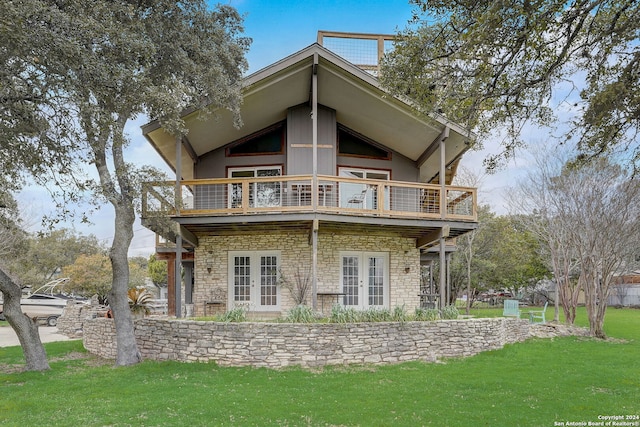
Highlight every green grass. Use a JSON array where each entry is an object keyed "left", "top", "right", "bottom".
[{"left": 1, "top": 308, "right": 639, "bottom": 426}]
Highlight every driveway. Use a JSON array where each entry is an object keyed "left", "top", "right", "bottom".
[{"left": 0, "top": 324, "right": 72, "bottom": 347}]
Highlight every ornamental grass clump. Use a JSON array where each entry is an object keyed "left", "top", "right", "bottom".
[
  {"left": 218, "top": 306, "right": 248, "bottom": 322},
  {"left": 392, "top": 305, "right": 408, "bottom": 322},
  {"left": 285, "top": 305, "right": 316, "bottom": 323},
  {"left": 441, "top": 304, "right": 460, "bottom": 320},
  {"left": 329, "top": 304, "right": 359, "bottom": 323},
  {"left": 414, "top": 307, "right": 439, "bottom": 321}
]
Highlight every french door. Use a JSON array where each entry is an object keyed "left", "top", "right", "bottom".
[
  {"left": 229, "top": 251, "right": 280, "bottom": 311},
  {"left": 338, "top": 168, "right": 390, "bottom": 209},
  {"left": 341, "top": 252, "right": 389, "bottom": 309}
]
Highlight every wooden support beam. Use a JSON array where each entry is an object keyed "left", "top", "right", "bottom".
[
  {"left": 416, "top": 126, "right": 449, "bottom": 168},
  {"left": 416, "top": 225, "right": 450, "bottom": 249}
]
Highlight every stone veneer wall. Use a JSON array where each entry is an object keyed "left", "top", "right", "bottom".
[
  {"left": 83, "top": 317, "right": 530, "bottom": 368},
  {"left": 193, "top": 232, "right": 421, "bottom": 317}
]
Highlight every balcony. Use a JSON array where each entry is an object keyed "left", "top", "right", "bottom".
[{"left": 142, "top": 174, "right": 477, "bottom": 246}]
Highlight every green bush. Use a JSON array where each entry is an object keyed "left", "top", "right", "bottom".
[
  {"left": 329, "top": 304, "right": 359, "bottom": 323},
  {"left": 392, "top": 305, "right": 408, "bottom": 322},
  {"left": 441, "top": 305, "right": 459, "bottom": 320},
  {"left": 285, "top": 305, "right": 316, "bottom": 323},
  {"left": 218, "top": 306, "right": 248, "bottom": 322},
  {"left": 414, "top": 307, "right": 439, "bottom": 321}
]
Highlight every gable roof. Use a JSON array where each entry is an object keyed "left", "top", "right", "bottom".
[{"left": 141, "top": 43, "right": 476, "bottom": 182}]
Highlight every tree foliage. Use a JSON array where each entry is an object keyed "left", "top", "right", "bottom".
[
  {"left": 5, "top": 229, "right": 104, "bottom": 289},
  {"left": 63, "top": 253, "right": 113, "bottom": 303},
  {"left": 63, "top": 254, "right": 151, "bottom": 303},
  {"left": 381, "top": 0, "right": 640, "bottom": 170},
  {"left": 1, "top": 0, "right": 250, "bottom": 366},
  {"left": 510, "top": 148, "right": 640, "bottom": 337},
  {"left": 449, "top": 206, "right": 549, "bottom": 307},
  {"left": 147, "top": 254, "right": 168, "bottom": 287}
]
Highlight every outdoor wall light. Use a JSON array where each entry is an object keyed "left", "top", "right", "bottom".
[{"left": 206, "top": 260, "right": 213, "bottom": 274}]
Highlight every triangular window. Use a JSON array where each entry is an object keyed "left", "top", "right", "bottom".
[
  {"left": 226, "top": 122, "right": 285, "bottom": 156},
  {"left": 338, "top": 125, "right": 391, "bottom": 160}
]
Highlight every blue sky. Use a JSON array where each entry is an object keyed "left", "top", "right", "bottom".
[{"left": 230, "top": 0, "right": 415, "bottom": 74}]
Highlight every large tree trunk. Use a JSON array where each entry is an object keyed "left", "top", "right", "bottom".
[
  {"left": 0, "top": 268, "right": 49, "bottom": 371},
  {"left": 108, "top": 202, "right": 141, "bottom": 366}
]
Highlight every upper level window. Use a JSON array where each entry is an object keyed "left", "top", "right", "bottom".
[
  {"left": 338, "top": 125, "right": 391, "bottom": 160},
  {"left": 226, "top": 122, "right": 285, "bottom": 156}
]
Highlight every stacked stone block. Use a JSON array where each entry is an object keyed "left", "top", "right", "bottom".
[{"left": 83, "top": 317, "right": 531, "bottom": 368}]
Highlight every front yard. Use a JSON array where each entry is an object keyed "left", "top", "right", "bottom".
[{"left": 1, "top": 307, "right": 638, "bottom": 426}]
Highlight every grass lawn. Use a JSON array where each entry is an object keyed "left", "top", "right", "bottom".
[{"left": 1, "top": 308, "right": 639, "bottom": 426}]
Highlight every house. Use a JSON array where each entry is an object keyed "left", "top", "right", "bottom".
[
  {"left": 140, "top": 32, "right": 478, "bottom": 318},
  {"left": 609, "top": 271, "right": 640, "bottom": 306}
]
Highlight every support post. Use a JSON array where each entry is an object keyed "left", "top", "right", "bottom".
[
  {"left": 439, "top": 236, "right": 446, "bottom": 310},
  {"left": 311, "top": 53, "right": 319, "bottom": 310},
  {"left": 175, "top": 235, "right": 182, "bottom": 318},
  {"left": 174, "top": 135, "right": 183, "bottom": 318},
  {"left": 440, "top": 129, "right": 446, "bottom": 219}
]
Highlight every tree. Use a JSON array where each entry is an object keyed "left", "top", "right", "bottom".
[
  {"left": 63, "top": 254, "right": 113, "bottom": 303},
  {"left": 63, "top": 254, "right": 147, "bottom": 303},
  {"left": 381, "top": 0, "right": 640, "bottom": 171},
  {"left": 6, "top": 229, "right": 104, "bottom": 290},
  {"left": 0, "top": 192, "right": 49, "bottom": 370},
  {"left": 480, "top": 214, "right": 549, "bottom": 299},
  {"left": 449, "top": 205, "right": 491, "bottom": 313},
  {"left": 1, "top": 0, "right": 249, "bottom": 366},
  {"left": 0, "top": 0, "right": 81, "bottom": 371},
  {"left": 511, "top": 149, "right": 640, "bottom": 337},
  {"left": 561, "top": 159, "right": 640, "bottom": 338},
  {"left": 148, "top": 254, "right": 168, "bottom": 288},
  {"left": 508, "top": 148, "right": 583, "bottom": 324}
]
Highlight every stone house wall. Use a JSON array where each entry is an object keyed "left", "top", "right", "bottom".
[
  {"left": 83, "top": 317, "right": 530, "bottom": 368},
  {"left": 192, "top": 232, "right": 420, "bottom": 317}
]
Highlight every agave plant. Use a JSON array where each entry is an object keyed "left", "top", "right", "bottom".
[{"left": 128, "top": 288, "right": 153, "bottom": 316}]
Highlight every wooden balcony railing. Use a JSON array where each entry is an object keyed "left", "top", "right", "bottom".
[{"left": 142, "top": 174, "right": 477, "bottom": 222}]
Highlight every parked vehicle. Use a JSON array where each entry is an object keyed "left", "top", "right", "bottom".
[{"left": 0, "top": 278, "right": 87, "bottom": 326}]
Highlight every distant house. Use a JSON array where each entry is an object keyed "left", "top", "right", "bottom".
[
  {"left": 140, "top": 33, "right": 478, "bottom": 318},
  {"left": 609, "top": 271, "right": 640, "bottom": 306}
]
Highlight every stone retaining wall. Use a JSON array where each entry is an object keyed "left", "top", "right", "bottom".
[
  {"left": 57, "top": 299, "right": 107, "bottom": 338},
  {"left": 83, "top": 317, "right": 531, "bottom": 368}
]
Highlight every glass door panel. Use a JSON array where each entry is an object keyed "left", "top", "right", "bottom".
[
  {"left": 260, "top": 255, "right": 278, "bottom": 307},
  {"left": 342, "top": 255, "right": 360, "bottom": 306},
  {"left": 233, "top": 256, "right": 251, "bottom": 303},
  {"left": 368, "top": 256, "right": 385, "bottom": 306}
]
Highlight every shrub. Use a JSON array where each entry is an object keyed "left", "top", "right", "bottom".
[
  {"left": 392, "top": 305, "right": 408, "bottom": 322},
  {"left": 414, "top": 307, "right": 439, "bottom": 321},
  {"left": 360, "top": 307, "right": 392, "bottom": 322},
  {"left": 218, "top": 306, "right": 248, "bottom": 322},
  {"left": 128, "top": 288, "right": 153, "bottom": 316},
  {"left": 278, "top": 267, "right": 311, "bottom": 305},
  {"left": 329, "top": 304, "right": 359, "bottom": 323},
  {"left": 441, "top": 304, "right": 460, "bottom": 320},
  {"left": 285, "top": 305, "right": 316, "bottom": 323}
]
